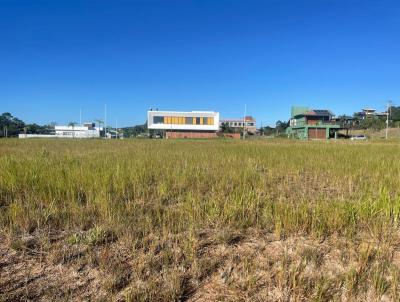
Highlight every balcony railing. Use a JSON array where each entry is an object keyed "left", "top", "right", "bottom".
[{"left": 291, "top": 120, "right": 338, "bottom": 127}]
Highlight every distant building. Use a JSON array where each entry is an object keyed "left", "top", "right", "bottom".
[
  {"left": 19, "top": 123, "right": 101, "bottom": 139},
  {"left": 147, "top": 110, "right": 220, "bottom": 138},
  {"left": 286, "top": 106, "right": 340, "bottom": 139},
  {"left": 362, "top": 108, "right": 376, "bottom": 116},
  {"left": 54, "top": 123, "right": 100, "bottom": 138},
  {"left": 354, "top": 108, "right": 387, "bottom": 119},
  {"left": 220, "top": 116, "right": 257, "bottom": 133}
]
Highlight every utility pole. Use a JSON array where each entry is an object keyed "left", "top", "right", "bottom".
[
  {"left": 243, "top": 104, "right": 247, "bottom": 140},
  {"left": 80, "top": 109, "right": 82, "bottom": 126},
  {"left": 386, "top": 100, "right": 392, "bottom": 139},
  {"left": 104, "top": 104, "right": 107, "bottom": 139},
  {"left": 115, "top": 119, "right": 118, "bottom": 139}
]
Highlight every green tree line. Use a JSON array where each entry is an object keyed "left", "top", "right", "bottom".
[{"left": 0, "top": 112, "right": 53, "bottom": 137}]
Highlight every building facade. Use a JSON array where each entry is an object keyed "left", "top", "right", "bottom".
[
  {"left": 354, "top": 108, "right": 387, "bottom": 119},
  {"left": 286, "top": 106, "right": 340, "bottom": 139},
  {"left": 19, "top": 123, "right": 101, "bottom": 139},
  {"left": 54, "top": 123, "right": 100, "bottom": 138},
  {"left": 219, "top": 116, "right": 256, "bottom": 133},
  {"left": 147, "top": 110, "right": 220, "bottom": 138}
]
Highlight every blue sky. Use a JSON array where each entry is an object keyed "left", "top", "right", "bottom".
[{"left": 1, "top": 0, "right": 399, "bottom": 127}]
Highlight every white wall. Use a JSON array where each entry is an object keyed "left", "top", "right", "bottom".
[
  {"left": 19, "top": 127, "right": 100, "bottom": 139},
  {"left": 55, "top": 129, "right": 100, "bottom": 138},
  {"left": 19, "top": 134, "right": 56, "bottom": 138}
]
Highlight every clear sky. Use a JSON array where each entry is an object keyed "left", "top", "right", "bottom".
[{"left": 1, "top": 0, "right": 399, "bottom": 127}]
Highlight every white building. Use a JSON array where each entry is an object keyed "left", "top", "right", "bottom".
[
  {"left": 54, "top": 123, "right": 100, "bottom": 138},
  {"left": 220, "top": 116, "right": 257, "bottom": 133},
  {"left": 19, "top": 123, "right": 101, "bottom": 139},
  {"left": 361, "top": 108, "right": 387, "bottom": 118},
  {"left": 147, "top": 110, "right": 220, "bottom": 138},
  {"left": 147, "top": 111, "right": 219, "bottom": 131}
]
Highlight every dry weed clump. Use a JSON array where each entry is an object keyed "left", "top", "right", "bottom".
[{"left": 1, "top": 139, "right": 400, "bottom": 301}]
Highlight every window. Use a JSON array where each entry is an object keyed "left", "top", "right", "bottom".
[
  {"left": 196, "top": 117, "right": 201, "bottom": 125},
  {"left": 185, "top": 117, "right": 193, "bottom": 124},
  {"left": 203, "top": 117, "right": 208, "bottom": 125},
  {"left": 153, "top": 116, "right": 164, "bottom": 124}
]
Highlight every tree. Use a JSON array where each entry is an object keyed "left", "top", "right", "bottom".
[
  {"left": 25, "top": 123, "right": 53, "bottom": 134},
  {"left": 259, "top": 126, "right": 275, "bottom": 136},
  {"left": 389, "top": 106, "right": 400, "bottom": 122},
  {"left": 68, "top": 121, "right": 77, "bottom": 138},
  {"left": 220, "top": 122, "right": 234, "bottom": 133},
  {"left": 95, "top": 119, "right": 104, "bottom": 137},
  {"left": 275, "top": 120, "right": 289, "bottom": 135},
  {"left": 121, "top": 123, "right": 148, "bottom": 138},
  {"left": 0, "top": 112, "right": 25, "bottom": 137},
  {"left": 359, "top": 117, "right": 385, "bottom": 131}
]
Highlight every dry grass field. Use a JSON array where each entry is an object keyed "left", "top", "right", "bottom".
[{"left": 1, "top": 138, "right": 400, "bottom": 301}]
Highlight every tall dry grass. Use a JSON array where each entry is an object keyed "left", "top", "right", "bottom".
[
  {"left": 1, "top": 138, "right": 400, "bottom": 300},
  {"left": 1, "top": 139, "right": 399, "bottom": 238}
]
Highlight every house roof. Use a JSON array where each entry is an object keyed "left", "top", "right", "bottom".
[
  {"left": 294, "top": 109, "right": 333, "bottom": 118},
  {"left": 311, "top": 110, "right": 333, "bottom": 116}
]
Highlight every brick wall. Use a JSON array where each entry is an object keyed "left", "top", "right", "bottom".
[{"left": 166, "top": 132, "right": 218, "bottom": 139}]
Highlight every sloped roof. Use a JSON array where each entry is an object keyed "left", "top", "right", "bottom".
[
  {"left": 294, "top": 109, "right": 333, "bottom": 117},
  {"left": 312, "top": 110, "right": 333, "bottom": 116}
]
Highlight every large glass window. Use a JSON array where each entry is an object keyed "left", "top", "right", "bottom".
[
  {"left": 153, "top": 116, "right": 164, "bottom": 124},
  {"left": 155, "top": 115, "right": 215, "bottom": 125}
]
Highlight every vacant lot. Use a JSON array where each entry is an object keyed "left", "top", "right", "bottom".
[{"left": 1, "top": 139, "right": 400, "bottom": 301}]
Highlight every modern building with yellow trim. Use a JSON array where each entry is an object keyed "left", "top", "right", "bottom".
[{"left": 147, "top": 110, "right": 219, "bottom": 132}]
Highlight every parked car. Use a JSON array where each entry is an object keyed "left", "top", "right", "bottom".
[{"left": 350, "top": 134, "right": 368, "bottom": 141}]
